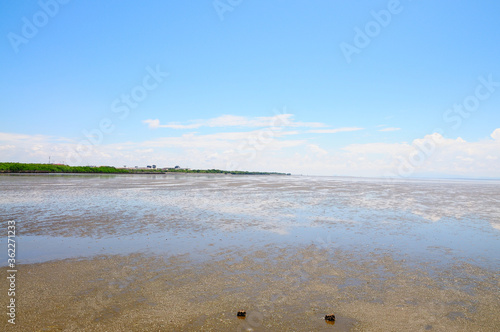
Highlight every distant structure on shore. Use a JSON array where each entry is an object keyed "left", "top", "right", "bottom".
[{"left": 117, "top": 165, "right": 190, "bottom": 171}]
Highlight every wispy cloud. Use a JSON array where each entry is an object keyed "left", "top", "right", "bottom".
[
  {"left": 378, "top": 127, "right": 401, "bottom": 132},
  {"left": 491, "top": 128, "right": 500, "bottom": 140},
  {"left": 307, "top": 127, "right": 364, "bottom": 134},
  {"left": 142, "top": 119, "right": 200, "bottom": 129},
  {"left": 308, "top": 144, "right": 328, "bottom": 156},
  {"left": 138, "top": 129, "right": 303, "bottom": 149},
  {"left": 143, "top": 114, "right": 327, "bottom": 130},
  {"left": 0, "top": 132, "right": 50, "bottom": 141}
]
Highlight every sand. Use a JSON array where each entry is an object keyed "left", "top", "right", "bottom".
[{"left": 4, "top": 244, "right": 499, "bottom": 331}]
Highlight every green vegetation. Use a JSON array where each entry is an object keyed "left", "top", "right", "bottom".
[
  {"left": 0, "top": 163, "right": 290, "bottom": 175},
  {"left": 0, "top": 162, "right": 129, "bottom": 174}
]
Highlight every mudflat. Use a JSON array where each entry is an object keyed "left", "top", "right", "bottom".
[
  {"left": 1, "top": 174, "right": 499, "bottom": 330},
  {"left": 4, "top": 245, "right": 499, "bottom": 331}
]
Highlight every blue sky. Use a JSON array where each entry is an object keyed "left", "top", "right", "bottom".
[{"left": 1, "top": 0, "right": 499, "bottom": 177}]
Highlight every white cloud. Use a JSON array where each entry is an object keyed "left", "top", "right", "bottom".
[
  {"left": 337, "top": 131, "right": 500, "bottom": 177},
  {"left": 307, "top": 144, "right": 328, "bottom": 156},
  {"left": 142, "top": 119, "right": 160, "bottom": 128},
  {"left": 378, "top": 127, "right": 401, "bottom": 132},
  {"left": 0, "top": 145, "right": 15, "bottom": 151},
  {"left": 1, "top": 128, "right": 499, "bottom": 178},
  {"left": 491, "top": 128, "right": 500, "bottom": 140},
  {"left": 136, "top": 129, "right": 304, "bottom": 150},
  {"left": 143, "top": 114, "right": 327, "bottom": 130},
  {"left": 456, "top": 156, "right": 474, "bottom": 162},
  {"left": 0, "top": 132, "right": 48, "bottom": 141},
  {"left": 307, "top": 127, "right": 364, "bottom": 134},
  {"left": 142, "top": 119, "right": 200, "bottom": 129}
]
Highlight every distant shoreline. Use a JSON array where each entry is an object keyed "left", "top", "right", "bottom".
[{"left": 0, "top": 162, "right": 290, "bottom": 176}]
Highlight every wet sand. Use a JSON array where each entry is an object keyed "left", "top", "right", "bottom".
[
  {"left": 1, "top": 174, "right": 499, "bottom": 330},
  {"left": 3, "top": 244, "right": 500, "bottom": 331}
]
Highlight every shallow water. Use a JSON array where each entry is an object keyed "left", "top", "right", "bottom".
[{"left": 1, "top": 174, "right": 499, "bottom": 268}]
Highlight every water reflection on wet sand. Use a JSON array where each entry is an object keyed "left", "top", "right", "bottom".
[{"left": 1, "top": 174, "right": 499, "bottom": 330}]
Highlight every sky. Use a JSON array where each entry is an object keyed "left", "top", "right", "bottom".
[{"left": 1, "top": 0, "right": 499, "bottom": 178}]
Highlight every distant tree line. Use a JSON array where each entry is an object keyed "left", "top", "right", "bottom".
[
  {"left": 0, "top": 163, "right": 129, "bottom": 173},
  {"left": 0, "top": 163, "right": 290, "bottom": 175}
]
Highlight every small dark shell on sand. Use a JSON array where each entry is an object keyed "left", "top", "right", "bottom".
[
  {"left": 237, "top": 310, "right": 246, "bottom": 317},
  {"left": 325, "top": 314, "right": 335, "bottom": 322}
]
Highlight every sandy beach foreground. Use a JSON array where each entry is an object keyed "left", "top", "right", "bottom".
[
  {"left": 1, "top": 174, "right": 499, "bottom": 331},
  {"left": 3, "top": 244, "right": 499, "bottom": 331}
]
